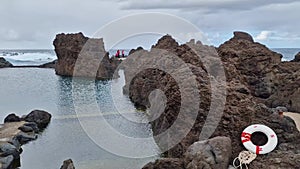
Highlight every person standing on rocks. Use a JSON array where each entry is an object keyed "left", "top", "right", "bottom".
[
  {"left": 115, "top": 50, "right": 120, "bottom": 58},
  {"left": 122, "top": 50, "right": 125, "bottom": 57}
]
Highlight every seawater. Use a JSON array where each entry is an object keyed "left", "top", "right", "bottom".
[
  {"left": 0, "top": 68, "right": 159, "bottom": 169},
  {"left": 0, "top": 48, "right": 299, "bottom": 66}
]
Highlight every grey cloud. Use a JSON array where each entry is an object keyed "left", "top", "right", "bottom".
[
  {"left": 0, "top": 0, "right": 299, "bottom": 48},
  {"left": 118, "top": 0, "right": 298, "bottom": 12}
]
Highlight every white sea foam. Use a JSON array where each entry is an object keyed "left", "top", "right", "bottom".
[{"left": 0, "top": 50, "right": 57, "bottom": 66}]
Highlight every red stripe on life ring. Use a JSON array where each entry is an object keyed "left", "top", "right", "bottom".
[
  {"left": 241, "top": 132, "right": 251, "bottom": 143},
  {"left": 256, "top": 146, "right": 262, "bottom": 154}
]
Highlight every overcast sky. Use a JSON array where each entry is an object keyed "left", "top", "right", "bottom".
[{"left": 0, "top": 0, "right": 299, "bottom": 49}]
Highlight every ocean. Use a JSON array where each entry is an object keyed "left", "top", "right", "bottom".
[{"left": 0, "top": 48, "right": 298, "bottom": 66}]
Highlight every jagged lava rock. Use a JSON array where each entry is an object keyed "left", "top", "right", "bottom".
[
  {"left": 219, "top": 32, "right": 300, "bottom": 112},
  {"left": 218, "top": 31, "right": 282, "bottom": 99},
  {"left": 53, "top": 32, "right": 120, "bottom": 79},
  {"left": 123, "top": 34, "right": 300, "bottom": 169}
]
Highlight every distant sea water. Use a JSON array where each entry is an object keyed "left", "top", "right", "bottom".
[
  {"left": 272, "top": 48, "right": 300, "bottom": 61},
  {"left": 0, "top": 48, "right": 298, "bottom": 66}
]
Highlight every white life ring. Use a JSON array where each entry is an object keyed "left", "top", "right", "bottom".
[{"left": 241, "top": 124, "right": 278, "bottom": 155}]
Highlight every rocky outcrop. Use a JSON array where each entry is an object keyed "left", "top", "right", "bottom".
[
  {"left": 0, "top": 58, "right": 13, "bottom": 68},
  {"left": 218, "top": 31, "right": 282, "bottom": 99},
  {"left": 218, "top": 32, "right": 300, "bottom": 112},
  {"left": 60, "top": 159, "right": 75, "bottom": 169},
  {"left": 128, "top": 46, "right": 144, "bottom": 55},
  {"left": 122, "top": 33, "right": 300, "bottom": 169},
  {"left": 292, "top": 52, "right": 300, "bottom": 62},
  {"left": 53, "top": 32, "right": 121, "bottom": 79},
  {"left": 0, "top": 110, "right": 51, "bottom": 169}
]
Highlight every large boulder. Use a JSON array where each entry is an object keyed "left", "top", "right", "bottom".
[
  {"left": 24, "top": 110, "right": 52, "bottom": 129},
  {"left": 184, "top": 137, "right": 232, "bottom": 169},
  {"left": 53, "top": 32, "right": 121, "bottom": 79},
  {"left": 4, "top": 114, "right": 21, "bottom": 123},
  {"left": 0, "top": 57, "right": 13, "bottom": 68}
]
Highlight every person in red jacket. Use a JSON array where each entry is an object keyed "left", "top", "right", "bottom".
[{"left": 115, "top": 50, "right": 120, "bottom": 58}]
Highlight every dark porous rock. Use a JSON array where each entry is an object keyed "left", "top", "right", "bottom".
[
  {"left": 24, "top": 110, "right": 52, "bottom": 129},
  {"left": 4, "top": 114, "right": 21, "bottom": 123},
  {"left": 60, "top": 159, "right": 75, "bottom": 169},
  {"left": 219, "top": 32, "right": 300, "bottom": 112},
  {"left": 53, "top": 32, "right": 120, "bottom": 79},
  {"left": 184, "top": 137, "right": 232, "bottom": 169},
  {"left": 0, "top": 57, "right": 13, "bottom": 68},
  {"left": 232, "top": 31, "right": 254, "bottom": 42},
  {"left": 292, "top": 52, "right": 300, "bottom": 62},
  {"left": 218, "top": 31, "right": 282, "bottom": 99},
  {"left": 124, "top": 33, "right": 300, "bottom": 169},
  {"left": 128, "top": 46, "right": 144, "bottom": 55},
  {"left": 142, "top": 158, "right": 184, "bottom": 169}
]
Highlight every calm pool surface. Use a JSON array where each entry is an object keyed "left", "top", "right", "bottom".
[{"left": 0, "top": 68, "right": 159, "bottom": 169}]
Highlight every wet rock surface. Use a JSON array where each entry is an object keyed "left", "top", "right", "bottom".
[
  {"left": 122, "top": 32, "right": 300, "bottom": 169},
  {"left": 0, "top": 110, "right": 51, "bottom": 169},
  {"left": 0, "top": 58, "right": 13, "bottom": 68}
]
